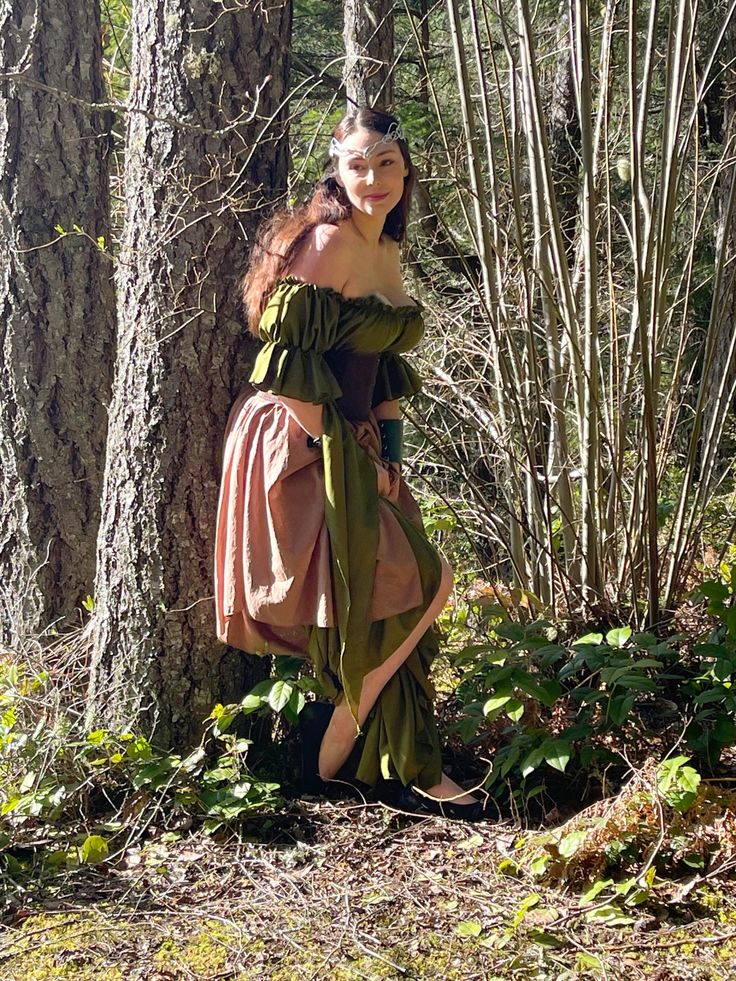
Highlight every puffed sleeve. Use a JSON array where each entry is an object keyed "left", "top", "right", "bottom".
[
  {"left": 249, "top": 280, "right": 344, "bottom": 403},
  {"left": 372, "top": 352, "right": 423, "bottom": 406}
]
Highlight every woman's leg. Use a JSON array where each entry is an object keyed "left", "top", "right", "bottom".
[{"left": 318, "top": 559, "right": 476, "bottom": 803}]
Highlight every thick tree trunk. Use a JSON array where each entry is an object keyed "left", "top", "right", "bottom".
[
  {"left": 343, "top": 0, "right": 394, "bottom": 108},
  {"left": 0, "top": 0, "right": 115, "bottom": 645},
  {"left": 702, "top": 26, "right": 736, "bottom": 457},
  {"left": 86, "top": 0, "right": 292, "bottom": 749}
]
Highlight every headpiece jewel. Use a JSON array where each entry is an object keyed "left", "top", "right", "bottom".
[{"left": 329, "top": 120, "right": 406, "bottom": 161}]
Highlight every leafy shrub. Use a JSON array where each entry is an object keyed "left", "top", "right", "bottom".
[
  {"left": 447, "top": 569, "right": 736, "bottom": 801},
  {"left": 0, "top": 656, "right": 280, "bottom": 888},
  {"left": 515, "top": 756, "right": 736, "bottom": 921},
  {"left": 686, "top": 570, "right": 736, "bottom": 763}
]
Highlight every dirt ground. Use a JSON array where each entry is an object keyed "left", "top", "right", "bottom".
[{"left": 3, "top": 796, "right": 736, "bottom": 981}]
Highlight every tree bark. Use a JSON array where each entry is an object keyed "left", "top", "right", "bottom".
[
  {"left": 0, "top": 0, "right": 116, "bottom": 645},
  {"left": 86, "top": 0, "right": 292, "bottom": 749},
  {"left": 343, "top": 0, "right": 394, "bottom": 108},
  {"left": 547, "top": 2, "right": 580, "bottom": 256},
  {"left": 702, "top": 24, "right": 736, "bottom": 459}
]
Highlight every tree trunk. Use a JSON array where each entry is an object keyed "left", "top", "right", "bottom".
[
  {"left": 0, "top": 0, "right": 115, "bottom": 646},
  {"left": 86, "top": 0, "right": 292, "bottom": 749},
  {"left": 702, "top": 24, "right": 736, "bottom": 460},
  {"left": 343, "top": 0, "right": 394, "bottom": 108},
  {"left": 547, "top": 2, "right": 580, "bottom": 256}
]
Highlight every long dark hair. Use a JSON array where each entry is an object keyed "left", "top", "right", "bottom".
[{"left": 242, "top": 107, "right": 416, "bottom": 335}]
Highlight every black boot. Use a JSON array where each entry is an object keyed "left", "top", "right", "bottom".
[
  {"left": 379, "top": 782, "right": 495, "bottom": 822},
  {"left": 297, "top": 701, "right": 334, "bottom": 795}
]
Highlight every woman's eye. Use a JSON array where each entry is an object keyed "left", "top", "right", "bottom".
[{"left": 381, "top": 159, "right": 395, "bottom": 166}]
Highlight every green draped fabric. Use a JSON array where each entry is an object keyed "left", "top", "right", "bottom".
[{"left": 249, "top": 278, "right": 443, "bottom": 790}]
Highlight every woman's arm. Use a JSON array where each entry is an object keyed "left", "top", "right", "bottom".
[
  {"left": 272, "top": 225, "right": 353, "bottom": 439},
  {"left": 373, "top": 398, "right": 401, "bottom": 421}
]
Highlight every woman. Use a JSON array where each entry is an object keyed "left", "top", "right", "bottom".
[{"left": 214, "top": 107, "right": 487, "bottom": 820}]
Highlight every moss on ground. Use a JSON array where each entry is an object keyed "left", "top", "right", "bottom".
[{"left": 1, "top": 913, "right": 129, "bottom": 981}]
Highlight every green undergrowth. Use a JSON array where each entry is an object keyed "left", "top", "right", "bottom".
[
  {"left": 429, "top": 562, "right": 736, "bottom": 814},
  {"left": 0, "top": 659, "right": 281, "bottom": 908}
]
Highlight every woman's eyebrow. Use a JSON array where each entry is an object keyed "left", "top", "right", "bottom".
[{"left": 346, "top": 148, "right": 398, "bottom": 160}]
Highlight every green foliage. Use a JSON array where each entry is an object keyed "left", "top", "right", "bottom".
[
  {"left": 0, "top": 658, "right": 281, "bottom": 888},
  {"left": 449, "top": 566, "right": 736, "bottom": 799},
  {"left": 234, "top": 655, "right": 324, "bottom": 728},
  {"left": 518, "top": 754, "right": 736, "bottom": 921},
  {"left": 687, "top": 567, "right": 736, "bottom": 763}
]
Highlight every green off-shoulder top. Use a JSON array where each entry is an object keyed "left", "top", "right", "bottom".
[{"left": 247, "top": 278, "right": 444, "bottom": 791}]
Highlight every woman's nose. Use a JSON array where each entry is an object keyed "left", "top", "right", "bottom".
[{"left": 365, "top": 168, "right": 377, "bottom": 186}]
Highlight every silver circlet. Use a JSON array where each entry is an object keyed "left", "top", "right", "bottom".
[{"left": 329, "top": 121, "right": 406, "bottom": 160}]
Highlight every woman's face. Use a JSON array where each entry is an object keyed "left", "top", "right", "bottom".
[{"left": 335, "top": 127, "right": 409, "bottom": 219}]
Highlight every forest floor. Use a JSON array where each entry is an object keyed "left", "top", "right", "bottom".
[{"left": 3, "top": 792, "right": 736, "bottom": 981}]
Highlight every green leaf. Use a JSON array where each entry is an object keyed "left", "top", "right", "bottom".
[
  {"left": 512, "top": 893, "right": 540, "bottom": 927},
  {"left": 714, "top": 659, "right": 734, "bottom": 681},
  {"left": 1, "top": 797, "right": 20, "bottom": 815},
  {"left": 20, "top": 771, "right": 36, "bottom": 793},
  {"left": 530, "top": 854, "right": 551, "bottom": 876},
  {"left": 456, "top": 919, "right": 482, "bottom": 938},
  {"left": 274, "top": 655, "right": 304, "bottom": 679},
  {"left": 240, "top": 693, "right": 265, "bottom": 714},
  {"left": 573, "top": 632, "right": 603, "bottom": 646},
  {"left": 288, "top": 688, "right": 306, "bottom": 716},
  {"left": 267, "top": 681, "right": 293, "bottom": 713},
  {"left": 528, "top": 929, "right": 565, "bottom": 948},
  {"left": 632, "top": 632, "right": 657, "bottom": 647},
  {"left": 495, "top": 622, "right": 525, "bottom": 642},
  {"left": 515, "top": 674, "right": 552, "bottom": 702},
  {"left": 536, "top": 679, "right": 563, "bottom": 705},
  {"left": 658, "top": 755, "right": 692, "bottom": 785},
  {"left": 483, "top": 694, "right": 511, "bottom": 718},
  {"left": 606, "top": 626, "right": 632, "bottom": 648},
  {"left": 520, "top": 747, "right": 545, "bottom": 777},
  {"left": 581, "top": 878, "right": 614, "bottom": 903},
  {"left": 558, "top": 830, "right": 586, "bottom": 859},
  {"left": 658, "top": 756, "right": 701, "bottom": 811},
  {"left": 576, "top": 952, "right": 604, "bottom": 972},
  {"left": 213, "top": 709, "right": 237, "bottom": 735},
  {"left": 693, "top": 687, "right": 729, "bottom": 705},
  {"left": 608, "top": 693, "right": 634, "bottom": 725},
  {"left": 544, "top": 740, "right": 571, "bottom": 773},
  {"left": 80, "top": 835, "right": 109, "bottom": 864},
  {"left": 505, "top": 698, "right": 524, "bottom": 722},
  {"left": 584, "top": 904, "right": 635, "bottom": 926},
  {"left": 699, "top": 581, "right": 729, "bottom": 605}
]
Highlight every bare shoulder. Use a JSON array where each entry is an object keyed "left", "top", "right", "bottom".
[{"left": 287, "top": 223, "right": 353, "bottom": 292}]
